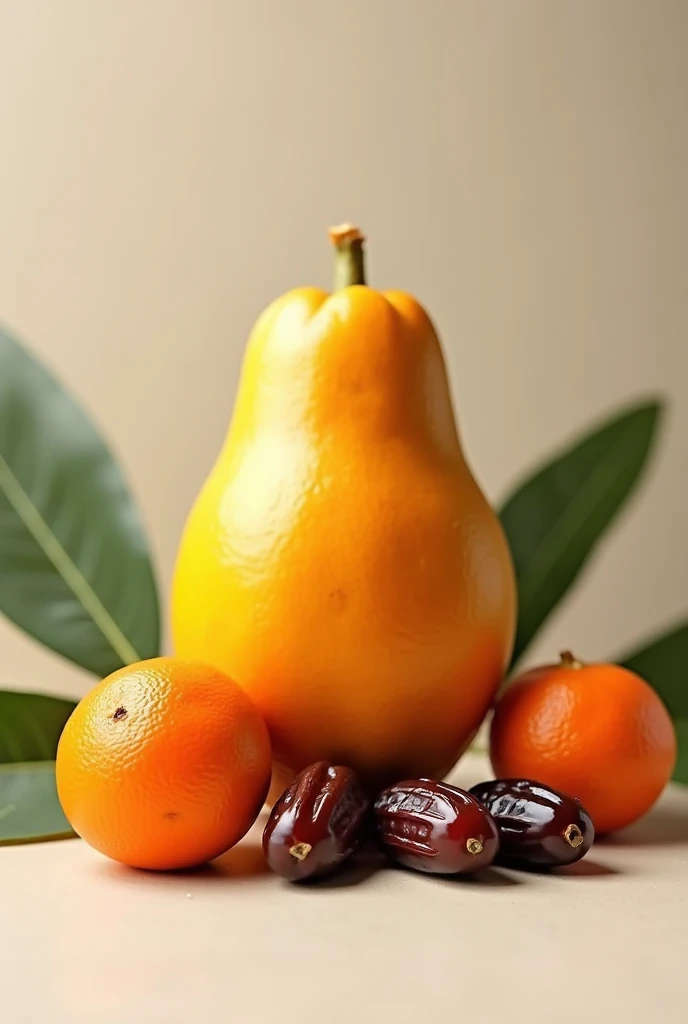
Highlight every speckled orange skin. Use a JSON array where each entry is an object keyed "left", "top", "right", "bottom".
[
  {"left": 490, "top": 657, "right": 677, "bottom": 834},
  {"left": 172, "top": 285, "right": 516, "bottom": 791},
  {"left": 56, "top": 658, "right": 272, "bottom": 870}
]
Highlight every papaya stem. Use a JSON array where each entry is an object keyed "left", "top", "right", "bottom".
[{"left": 329, "top": 224, "right": 366, "bottom": 289}]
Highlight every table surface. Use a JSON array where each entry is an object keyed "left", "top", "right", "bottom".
[{"left": 4, "top": 752, "right": 687, "bottom": 1024}]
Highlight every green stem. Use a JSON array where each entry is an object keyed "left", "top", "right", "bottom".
[{"left": 329, "top": 224, "right": 366, "bottom": 289}]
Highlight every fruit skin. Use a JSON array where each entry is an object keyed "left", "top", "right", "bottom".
[
  {"left": 262, "top": 761, "right": 370, "bottom": 881},
  {"left": 489, "top": 653, "right": 677, "bottom": 834},
  {"left": 172, "top": 229, "right": 516, "bottom": 791},
  {"left": 56, "top": 657, "right": 272, "bottom": 870},
  {"left": 469, "top": 778, "right": 594, "bottom": 867},
  {"left": 373, "top": 778, "right": 499, "bottom": 874}
]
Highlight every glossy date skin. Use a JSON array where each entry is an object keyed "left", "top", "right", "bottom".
[
  {"left": 469, "top": 779, "right": 594, "bottom": 867},
  {"left": 262, "top": 762, "right": 370, "bottom": 881},
  {"left": 374, "top": 779, "right": 499, "bottom": 874}
]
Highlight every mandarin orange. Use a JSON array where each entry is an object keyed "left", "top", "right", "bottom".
[
  {"left": 56, "top": 657, "right": 271, "bottom": 869},
  {"left": 489, "top": 651, "right": 676, "bottom": 834}
]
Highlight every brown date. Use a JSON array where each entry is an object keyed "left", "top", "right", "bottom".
[
  {"left": 262, "top": 762, "right": 370, "bottom": 881},
  {"left": 469, "top": 779, "right": 594, "bottom": 868},
  {"left": 374, "top": 779, "right": 499, "bottom": 874}
]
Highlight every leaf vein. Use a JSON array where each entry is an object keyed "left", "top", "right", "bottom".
[{"left": 0, "top": 453, "right": 140, "bottom": 668}]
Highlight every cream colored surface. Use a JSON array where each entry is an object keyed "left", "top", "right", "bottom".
[
  {"left": 4, "top": 752, "right": 688, "bottom": 1024},
  {"left": 0, "top": 1, "right": 687, "bottom": 698}
]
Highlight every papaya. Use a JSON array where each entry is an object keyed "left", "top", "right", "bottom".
[{"left": 172, "top": 226, "right": 516, "bottom": 790}]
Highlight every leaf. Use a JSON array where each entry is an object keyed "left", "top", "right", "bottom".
[
  {"left": 672, "top": 721, "right": 688, "bottom": 786},
  {"left": 0, "top": 761, "right": 74, "bottom": 844},
  {"left": 0, "top": 689, "right": 76, "bottom": 763},
  {"left": 621, "top": 621, "right": 688, "bottom": 719},
  {"left": 499, "top": 400, "right": 662, "bottom": 669},
  {"left": 621, "top": 621, "right": 688, "bottom": 784},
  {"left": 0, "top": 326, "right": 160, "bottom": 675}
]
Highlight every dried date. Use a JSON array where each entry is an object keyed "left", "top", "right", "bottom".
[
  {"left": 469, "top": 778, "right": 594, "bottom": 868},
  {"left": 374, "top": 779, "right": 499, "bottom": 874},
  {"left": 262, "top": 762, "right": 370, "bottom": 881}
]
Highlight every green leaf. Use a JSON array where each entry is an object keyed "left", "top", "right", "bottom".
[
  {"left": 673, "top": 721, "right": 688, "bottom": 785},
  {"left": 621, "top": 621, "right": 688, "bottom": 784},
  {"left": 0, "top": 689, "right": 76, "bottom": 763},
  {"left": 621, "top": 621, "right": 688, "bottom": 718},
  {"left": 0, "top": 326, "right": 160, "bottom": 675},
  {"left": 500, "top": 400, "right": 662, "bottom": 669},
  {"left": 0, "top": 761, "right": 75, "bottom": 844}
]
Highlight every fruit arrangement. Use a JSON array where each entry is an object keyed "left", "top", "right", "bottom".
[
  {"left": 54, "top": 647, "right": 673, "bottom": 877},
  {"left": 0, "top": 224, "right": 684, "bottom": 865}
]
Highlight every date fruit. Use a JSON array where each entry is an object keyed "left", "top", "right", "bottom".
[
  {"left": 374, "top": 779, "right": 499, "bottom": 874},
  {"left": 469, "top": 779, "right": 594, "bottom": 868},
  {"left": 262, "top": 762, "right": 370, "bottom": 881}
]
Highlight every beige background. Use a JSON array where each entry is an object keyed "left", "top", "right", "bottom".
[{"left": 0, "top": 0, "right": 686, "bottom": 700}]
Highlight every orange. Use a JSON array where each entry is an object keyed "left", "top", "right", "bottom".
[
  {"left": 489, "top": 651, "right": 677, "bottom": 834},
  {"left": 56, "top": 657, "right": 271, "bottom": 870},
  {"left": 171, "top": 225, "right": 515, "bottom": 791}
]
